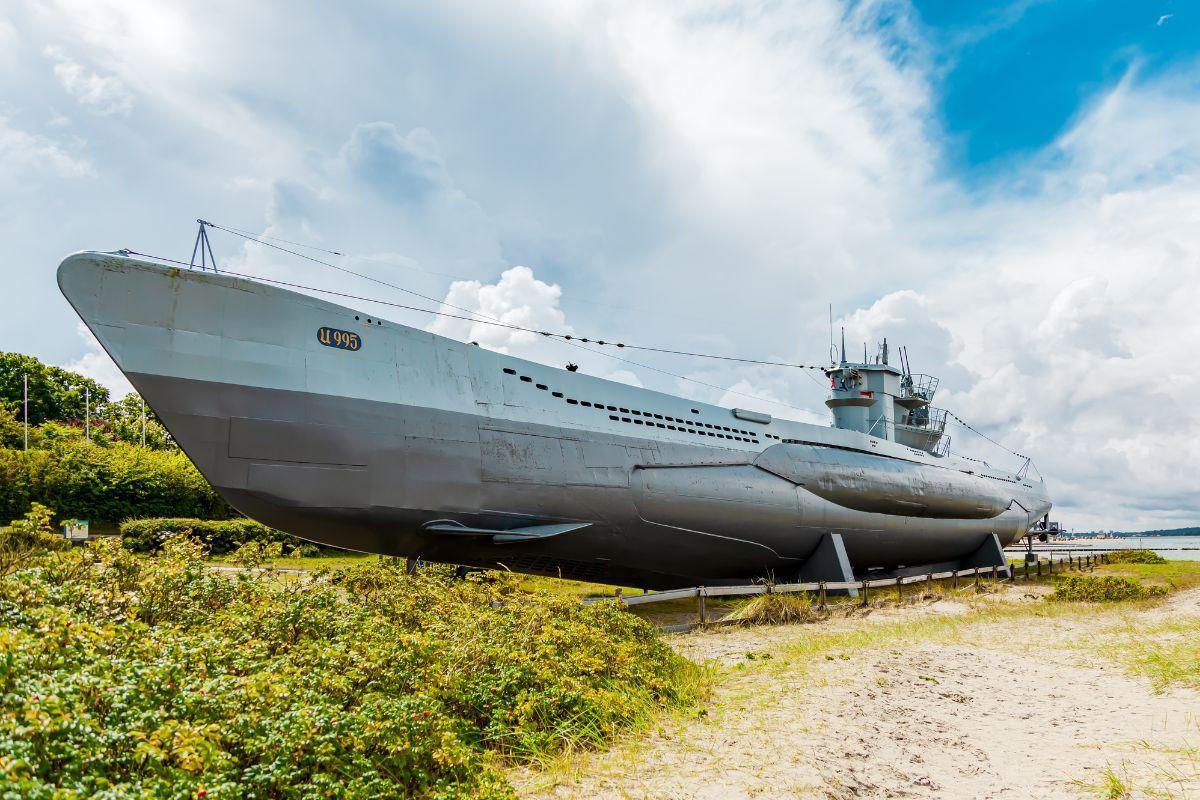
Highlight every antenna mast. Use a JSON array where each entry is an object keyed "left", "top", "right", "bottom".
[{"left": 189, "top": 219, "right": 218, "bottom": 272}]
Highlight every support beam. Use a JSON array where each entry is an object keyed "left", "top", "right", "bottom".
[
  {"left": 959, "top": 533, "right": 1010, "bottom": 578},
  {"left": 798, "top": 532, "right": 857, "bottom": 597}
]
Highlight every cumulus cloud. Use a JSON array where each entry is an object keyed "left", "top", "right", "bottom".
[
  {"left": 43, "top": 46, "right": 134, "bottom": 116},
  {"left": 5, "top": 0, "right": 1197, "bottom": 530},
  {"left": 0, "top": 115, "right": 93, "bottom": 182},
  {"left": 427, "top": 266, "right": 570, "bottom": 354}
]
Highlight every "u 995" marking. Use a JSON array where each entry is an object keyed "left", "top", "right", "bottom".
[{"left": 317, "top": 326, "right": 362, "bottom": 351}]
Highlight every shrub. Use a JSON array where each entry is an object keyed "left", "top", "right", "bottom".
[
  {"left": 120, "top": 517, "right": 298, "bottom": 555},
  {"left": 1105, "top": 549, "right": 1167, "bottom": 565},
  {"left": 0, "top": 440, "right": 230, "bottom": 523},
  {"left": 0, "top": 537, "right": 700, "bottom": 798},
  {"left": 1050, "top": 575, "right": 1168, "bottom": 602}
]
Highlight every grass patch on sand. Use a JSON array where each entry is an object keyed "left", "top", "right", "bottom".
[
  {"left": 726, "top": 592, "right": 827, "bottom": 626},
  {"left": 1051, "top": 575, "right": 1168, "bottom": 602}
]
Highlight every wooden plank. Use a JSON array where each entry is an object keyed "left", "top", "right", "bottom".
[{"left": 619, "top": 587, "right": 699, "bottom": 606}]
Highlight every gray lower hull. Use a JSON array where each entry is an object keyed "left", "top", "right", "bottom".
[{"left": 132, "top": 371, "right": 1037, "bottom": 589}]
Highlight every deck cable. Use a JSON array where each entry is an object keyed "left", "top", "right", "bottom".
[
  {"left": 201, "top": 222, "right": 828, "bottom": 371},
  {"left": 119, "top": 248, "right": 815, "bottom": 413}
]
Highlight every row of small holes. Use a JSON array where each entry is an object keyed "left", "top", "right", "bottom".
[
  {"left": 353, "top": 315, "right": 384, "bottom": 326},
  {"left": 503, "top": 368, "right": 761, "bottom": 444}
]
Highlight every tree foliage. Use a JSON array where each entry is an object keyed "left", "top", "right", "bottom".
[
  {"left": 0, "top": 440, "right": 230, "bottom": 523},
  {"left": 0, "top": 352, "right": 109, "bottom": 426}
]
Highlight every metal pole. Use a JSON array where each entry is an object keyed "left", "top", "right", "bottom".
[
  {"left": 697, "top": 587, "right": 707, "bottom": 625},
  {"left": 23, "top": 374, "right": 29, "bottom": 451},
  {"left": 85, "top": 386, "right": 90, "bottom": 441},
  {"left": 861, "top": 579, "right": 869, "bottom": 607},
  {"left": 896, "top": 576, "right": 903, "bottom": 603},
  {"left": 141, "top": 396, "right": 146, "bottom": 447}
]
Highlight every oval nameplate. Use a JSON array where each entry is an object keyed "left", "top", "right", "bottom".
[{"left": 317, "top": 326, "right": 362, "bottom": 351}]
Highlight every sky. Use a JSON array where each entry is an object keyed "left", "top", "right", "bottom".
[{"left": 1, "top": 0, "right": 1197, "bottom": 531}]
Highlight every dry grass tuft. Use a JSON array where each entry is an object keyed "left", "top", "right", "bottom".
[{"left": 726, "top": 592, "right": 828, "bottom": 626}]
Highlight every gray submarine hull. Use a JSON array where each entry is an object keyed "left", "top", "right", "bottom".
[{"left": 58, "top": 252, "right": 1052, "bottom": 589}]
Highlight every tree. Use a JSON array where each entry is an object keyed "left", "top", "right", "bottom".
[
  {"left": 0, "top": 352, "right": 110, "bottom": 425},
  {"left": 100, "top": 393, "right": 175, "bottom": 450}
]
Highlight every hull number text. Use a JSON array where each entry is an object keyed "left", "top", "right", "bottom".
[{"left": 317, "top": 327, "right": 361, "bottom": 351}]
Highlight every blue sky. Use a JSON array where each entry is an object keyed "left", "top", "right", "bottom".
[
  {"left": 916, "top": 0, "right": 1191, "bottom": 169},
  {"left": 1, "top": 0, "right": 1198, "bottom": 530}
]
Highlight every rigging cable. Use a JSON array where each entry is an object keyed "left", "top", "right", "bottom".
[
  {"left": 201, "top": 222, "right": 829, "bottom": 371},
  {"left": 120, "top": 248, "right": 815, "bottom": 414},
  {"left": 943, "top": 410, "right": 1029, "bottom": 463},
  {"left": 122, "top": 244, "right": 1036, "bottom": 459}
]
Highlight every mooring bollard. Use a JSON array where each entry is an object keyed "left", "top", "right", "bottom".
[
  {"left": 861, "top": 579, "right": 869, "bottom": 607},
  {"left": 697, "top": 586, "right": 707, "bottom": 625}
]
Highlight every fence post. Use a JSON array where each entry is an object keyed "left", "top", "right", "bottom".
[
  {"left": 818, "top": 581, "right": 827, "bottom": 610},
  {"left": 861, "top": 579, "right": 869, "bottom": 607},
  {"left": 973, "top": 568, "right": 980, "bottom": 592},
  {"left": 952, "top": 570, "right": 958, "bottom": 590},
  {"left": 1036, "top": 559, "right": 1042, "bottom": 578},
  {"left": 991, "top": 564, "right": 998, "bottom": 583},
  {"left": 1048, "top": 558, "right": 1053, "bottom": 576},
  {"left": 926, "top": 572, "right": 934, "bottom": 595},
  {"left": 896, "top": 576, "right": 903, "bottom": 603},
  {"left": 697, "top": 586, "right": 707, "bottom": 625},
  {"left": 615, "top": 588, "right": 623, "bottom": 606}
]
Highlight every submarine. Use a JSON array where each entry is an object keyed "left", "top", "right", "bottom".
[{"left": 57, "top": 250, "right": 1051, "bottom": 589}]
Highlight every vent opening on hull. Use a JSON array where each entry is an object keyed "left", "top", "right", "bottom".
[{"left": 500, "top": 368, "right": 761, "bottom": 444}]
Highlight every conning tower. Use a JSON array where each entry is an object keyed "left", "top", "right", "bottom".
[{"left": 824, "top": 337, "right": 949, "bottom": 455}]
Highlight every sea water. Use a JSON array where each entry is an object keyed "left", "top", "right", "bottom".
[{"left": 1032, "top": 535, "right": 1200, "bottom": 561}]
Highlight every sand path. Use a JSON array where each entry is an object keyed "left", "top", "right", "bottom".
[{"left": 513, "top": 588, "right": 1200, "bottom": 799}]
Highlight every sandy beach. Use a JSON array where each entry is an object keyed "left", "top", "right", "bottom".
[{"left": 512, "top": 585, "right": 1200, "bottom": 799}]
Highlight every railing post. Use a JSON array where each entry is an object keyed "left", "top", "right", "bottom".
[
  {"left": 861, "top": 579, "right": 869, "bottom": 607},
  {"left": 697, "top": 586, "right": 707, "bottom": 625}
]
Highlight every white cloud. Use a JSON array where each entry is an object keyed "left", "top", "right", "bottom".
[
  {"left": 427, "top": 266, "right": 571, "bottom": 355},
  {"left": 63, "top": 322, "right": 134, "bottom": 399},
  {"left": 1, "top": 0, "right": 1196, "bottom": 531},
  {"left": 0, "top": 115, "right": 93, "bottom": 181},
  {"left": 43, "top": 46, "right": 134, "bottom": 116}
]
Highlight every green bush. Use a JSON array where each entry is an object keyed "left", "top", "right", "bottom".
[
  {"left": 1050, "top": 575, "right": 1168, "bottom": 602},
  {"left": 1105, "top": 549, "right": 1168, "bottom": 565},
  {"left": 0, "top": 537, "right": 700, "bottom": 798},
  {"left": 0, "top": 440, "right": 230, "bottom": 523},
  {"left": 120, "top": 517, "right": 300, "bottom": 555}
]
